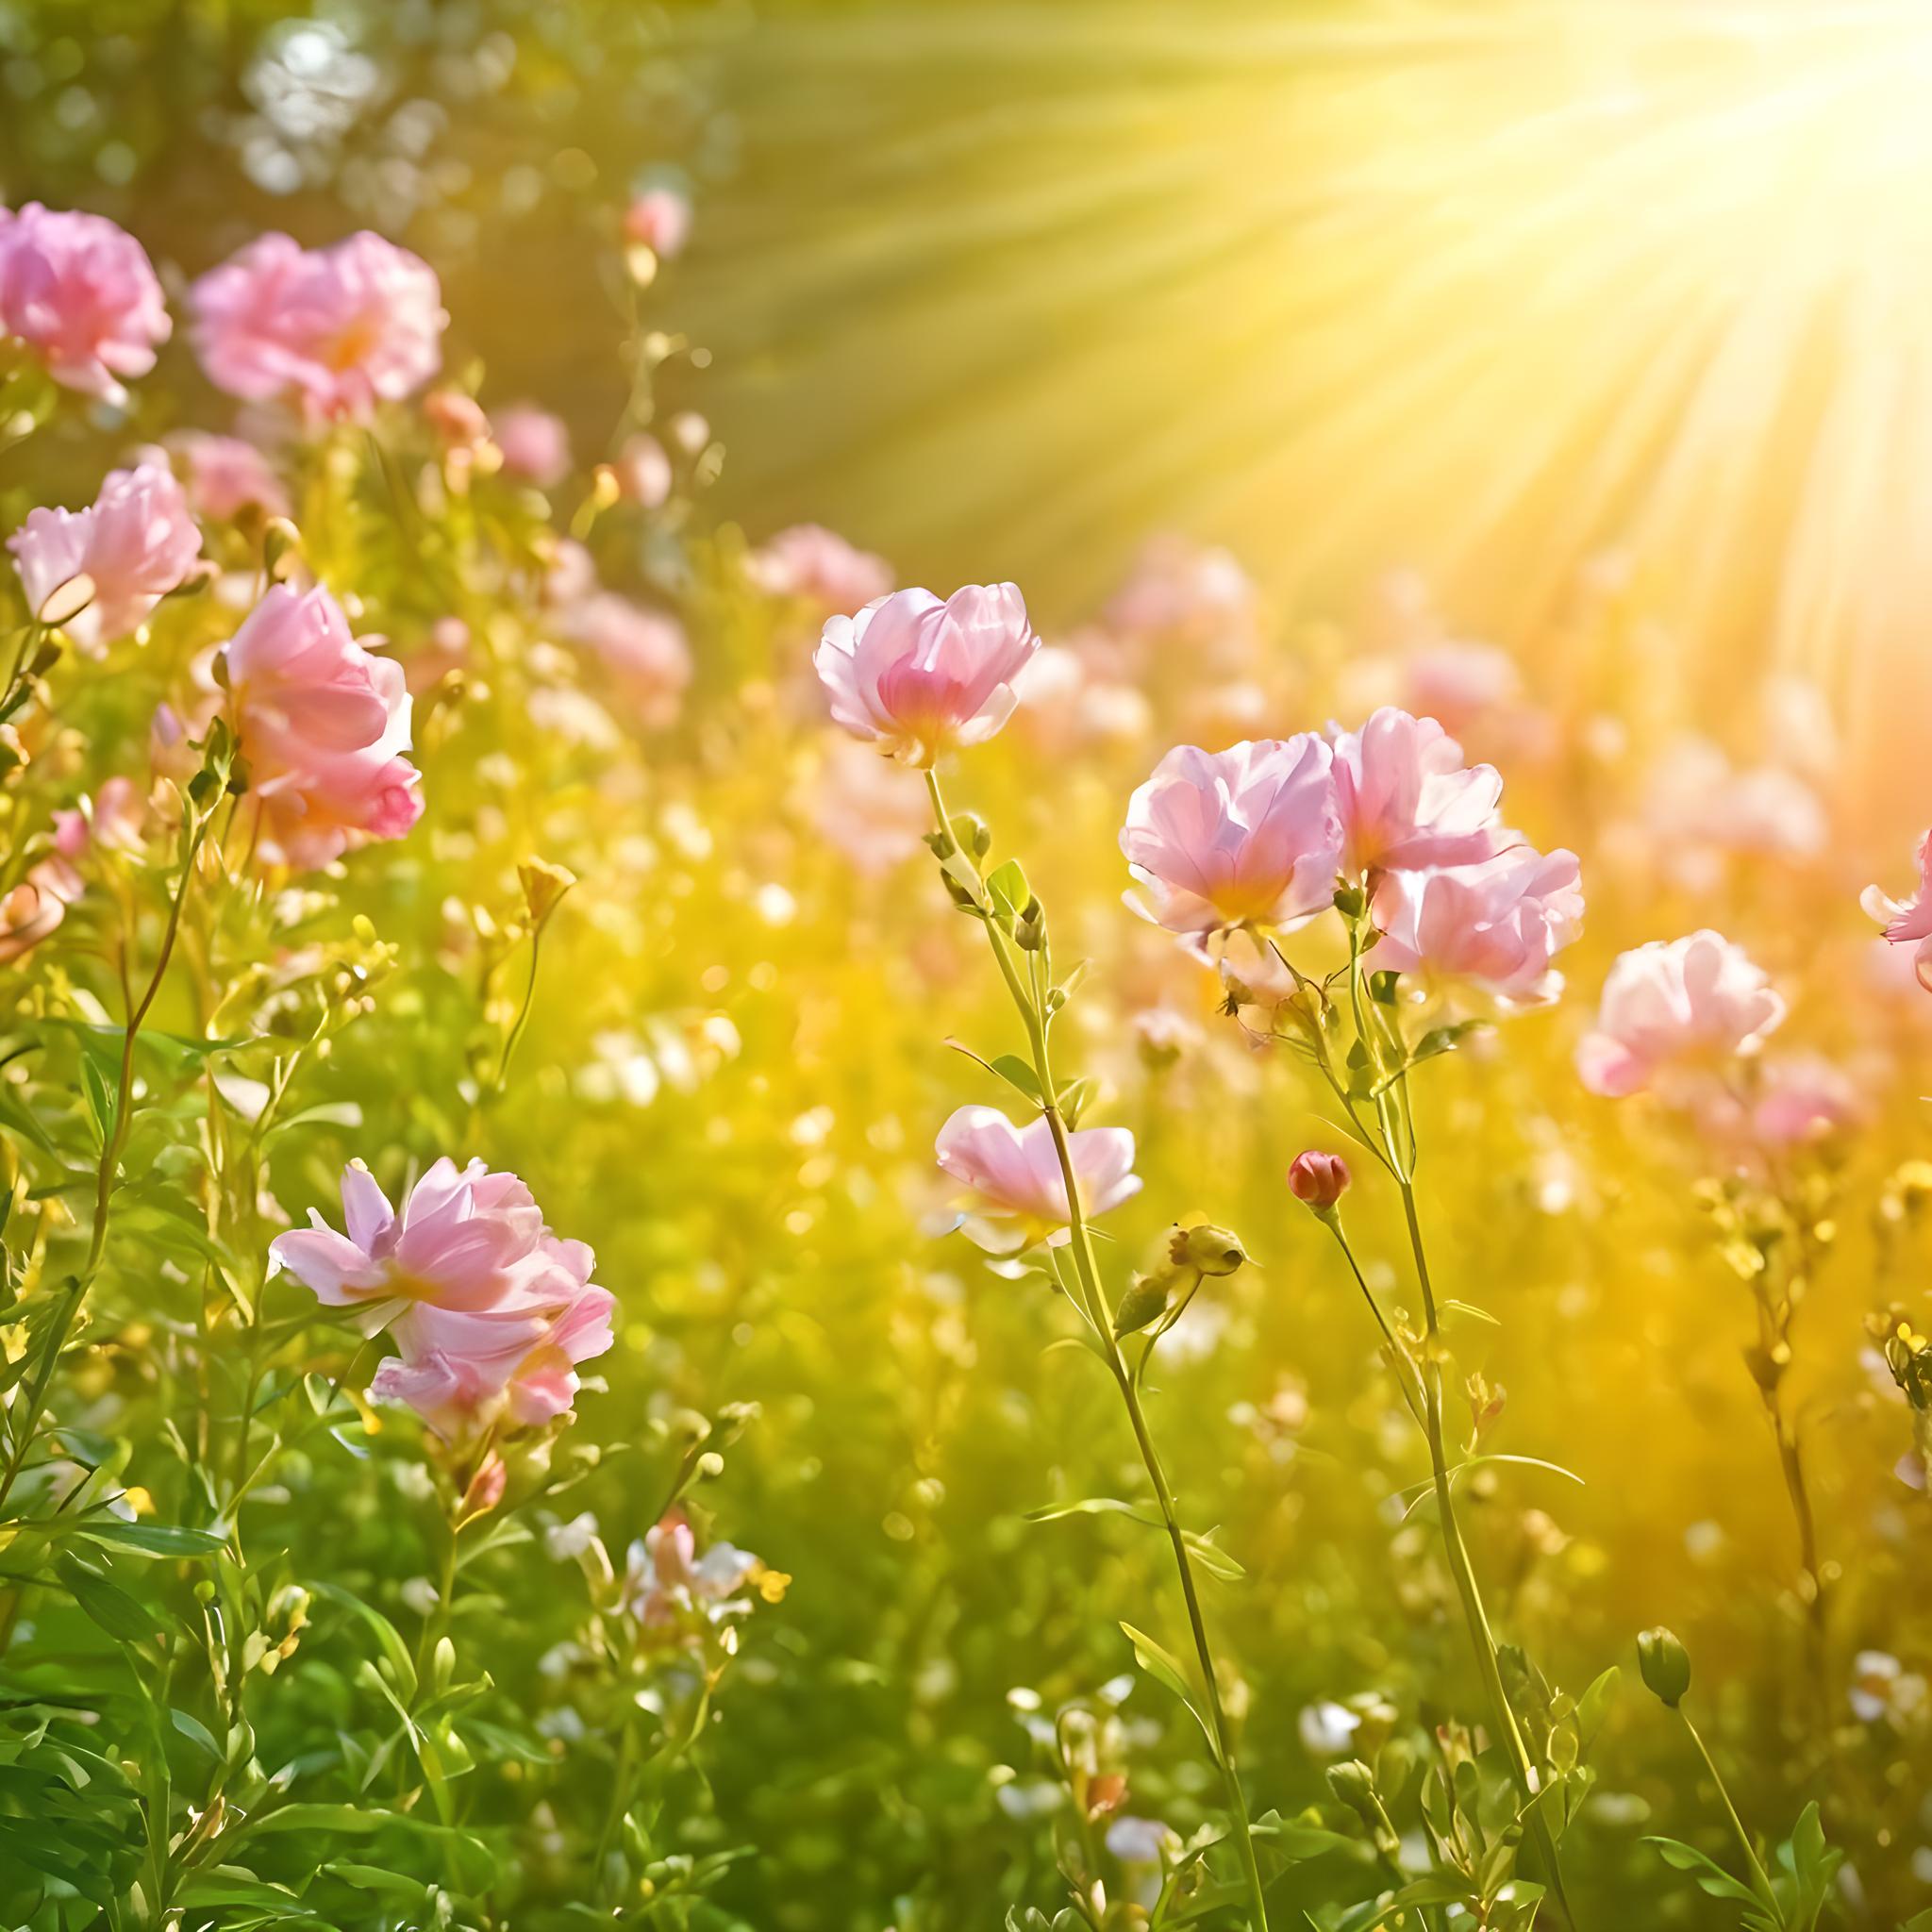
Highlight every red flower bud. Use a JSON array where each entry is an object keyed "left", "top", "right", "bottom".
[{"left": 1288, "top": 1150, "right": 1351, "bottom": 1211}]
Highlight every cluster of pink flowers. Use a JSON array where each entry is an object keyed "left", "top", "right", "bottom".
[
  {"left": 0, "top": 203, "right": 171, "bottom": 405},
  {"left": 218, "top": 584, "right": 425, "bottom": 871},
  {"left": 270, "top": 1158, "right": 614, "bottom": 1436},
  {"left": 190, "top": 230, "right": 445, "bottom": 425},
  {"left": 8, "top": 460, "right": 202, "bottom": 652},
  {"left": 935, "top": 1105, "right": 1141, "bottom": 1251},
  {"left": 1121, "top": 707, "right": 1581, "bottom": 1008}
]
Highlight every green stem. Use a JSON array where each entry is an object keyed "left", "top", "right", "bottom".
[
  {"left": 1678, "top": 1707, "right": 1781, "bottom": 1919},
  {"left": 0, "top": 818, "right": 208, "bottom": 1519},
  {"left": 926, "top": 767, "right": 1271, "bottom": 1931},
  {"left": 1395, "top": 1174, "right": 1575, "bottom": 1931}
]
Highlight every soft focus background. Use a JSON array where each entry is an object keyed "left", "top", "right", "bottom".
[{"left": 5, "top": 3, "right": 1932, "bottom": 1928}]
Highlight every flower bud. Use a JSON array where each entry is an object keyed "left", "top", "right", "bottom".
[
  {"left": 1637, "top": 1625, "right": 1690, "bottom": 1707},
  {"left": 1171, "top": 1223, "right": 1247, "bottom": 1277},
  {"left": 518, "top": 857, "right": 576, "bottom": 928},
  {"left": 1288, "top": 1150, "right": 1351, "bottom": 1214}
]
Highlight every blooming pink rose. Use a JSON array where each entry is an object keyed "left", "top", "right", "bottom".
[
  {"left": 1575, "top": 931, "right": 1786, "bottom": 1098},
  {"left": 1370, "top": 842, "right": 1584, "bottom": 1008},
  {"left": 165, "top": 432, "right": 291, "bottom": 522},
  {"left": 935, "top": 1104, "right": 1141, "bottom": 1251},
  {"left": 816, "top": 583, "right": 1040, "bottom": 766},
  {"left": 624, "top": 188, "right": 691, "bottom": 259},
  {"left": 560, "top": 593, "right": 691, "bottom": 730},
  {"left": 1120, "top": 737, "right": 1341, "bottom": 935},
  {"left": 750, "top": 524, "right": 892, "bottom": 611},
  {"left": 492, "top": 405, "right": 572, "bottom": 487},
  {"left": 223, "top": 584, "right": 424, "bottom": 871},
  {"left": 370, "top": 1281, "right": 616, "bottom": 1433},
  {"left": 190, "top": 230, "right": 445, "bottom": 425},
  {"left": 1864, "top": 833, "right": 1932, "bottom": 990},
  {"left": 272, "top": 1155, "right": 597, "bottom": 1327},
  {"left": 8, "top": 461, "right": 202, "bottom": 654},
  {"left": 1329, "top": 708, "right": 1504, "bottom": 876},
  {"left": 0, "top": 204, "right": 170, "bottom": 405}
]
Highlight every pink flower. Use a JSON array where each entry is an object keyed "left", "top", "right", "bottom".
[
  {"left": 612, "top": 433, "right": 672, "bottom": 507},
  {"left": 750, "top": 524, "right": 892, "bottom": 611},
  {"left": 935, "top": 1104, "right": 1141, "bottom": 1251},
  {"left": 166, "top": 432, "right": 291, "bottom": 522},
  {"left": 624, "top": 188, "right": 691, "bottom": 259},
  {"left": 816, "top": 583, "right": 1040, "bottom": 766},
  {"left": 1120, "top": 737, "right": 1341, "bottom": 935},
  {"left": 621, "top": 1512, "right": 763, "bottom": 1632},
  {"left": 1753, "top": 1056, "right": 1862, "bottom": 1147},
  {"left": 0, "top": 204, "right": 170, "bottom": 405},
  {"left": 0, "top": 859, "right": 82, "bottom": 964},
  {"left": 1329, "top": 708, "right": 1504, "bottom": 876},
  {"left": 560, "top": 593, "right": 691, "bottom": 730},
  {"left": 1105, "top": 534, "right": 1259, "bottom": 670},
  {"left": 1864, "top": 833, "right": 1932, "bottom": 990},
  {"left": 1370, "top": 843, "right": 1584, "bottom": 1008},
  {"left": 190, "top": 231, "right": 445, "bottom": 425},
  {"left": 370, "top": 1282, "right": 616, "bottom": 1433},
  {"left": 223, "top": 584, "right": 424, "bottom": 871},
  {"left": 1288, "top": 1150, "right": 1350, "bottom": 1210},
  {"left": 8, "top": 461, "right": 202, "bottom": 654},
  {"left": 1404, "top": 642, "right": 1523, "bottom": 737},
  {"left": 1575, "top": 931, "right": 1786, "bottom": 1098},
  {"left": 492, "top": 405, "right": 572, "bottom": 487},
  {"left": 809, "top": 735, "right": 930, "bottom": 874},
  {"left": 53, "top": 775, "right": 147, "bottom": 862},
  {"left": 270, "top": 1158, "right": 612, "bottom": 1433}
]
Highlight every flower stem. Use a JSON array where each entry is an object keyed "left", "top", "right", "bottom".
[
  {"left": 0, "top": 815, "right": 208, "bottom": 1518},
  {"left": 925, "top": 767, "right": 1271, "bottom": 1931},
  {"left": 1677, "top": 1706, "right": 1781, "bottom": 1919}
]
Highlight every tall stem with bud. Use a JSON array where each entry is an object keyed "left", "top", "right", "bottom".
[{"left": 924, "top": 766, "right": 1272, "bottom": 1932}]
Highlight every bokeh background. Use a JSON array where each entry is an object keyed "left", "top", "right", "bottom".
[{"left": 7, "top": 4, "right": 1932, "bottom": 1927}]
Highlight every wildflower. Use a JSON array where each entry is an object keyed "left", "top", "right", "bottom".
[
  {"left": 749, "top": 523, "right": 892, "bottom": 611},
  {"left": 935, "top": 1104, "right": 1140, "bottom": 1251},
  {"left": 1575, "top": 932, "right": 1786, "bottom": 1099},
  {"left": 1288, "top": 1150, "right": 1351, "bottom": 1212},
  {"left": 559, "top": 593, "right": 691, "bottom": 730},
  {"left": 8, "top": 461, "right": 202, "bottom": 654},
  {"left": 222, "top": 583, "right": 424, "bottom": 871},
  {"left": 808, "top": 735, "right": 930, "bottom": 874},
  {"left": 52, "top": 775, "right": 147, "bottom": 863},
  {"left": 1369, "top": 842, "right": 1584, "bottom": 1008},
  {"left": 1849, "top": 1650, "right": 1928, "bottom": 1726},
  {"left": 1404, "top": 641, "right": 1523, "bottom": 737},
  {"left": 621, "top": 1511, "right": 764, "bottom": 1631},
  {"left": 165, "top": 431, "right": 291, "bottom": 523},
  {"left": 1752, "top": 1055, "right": 1862, "bottom": 1146},
  {"left": 1329, "top": 707, "right": 1504, "bottom": 877},
  {"left": 1864, "top": 832, "right": 1932, "bottom": 990},
  {"left": 816, "top": 583, "right": 1040, "bottom": 766},
  {"left": 0, "top": 203, "right": 170, "bottom": 405},
  {"left": 190, "top": 230, "right": 445, "bottom": 424},
  {"left": 1120, "top": 737, "right": 1341, "bottom": 936},
  {"left": 623, "top": 187, "right": 692, "bottom": 260},
  {"left": 1104, "top": 533, "right": 1259, "bottom": 670},
  {"left": 492, "top": 405, "right": 572, "bottom": 488},
  {"left": 0, "top": 860, "right": 81, "bottom": 964}
]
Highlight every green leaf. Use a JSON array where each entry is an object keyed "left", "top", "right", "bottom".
[
  {"left": 312, "top": 1579, "right": 418, "bottom": 1701},
  {"left": 1182, "top": 1531, "right": 1247, "bottom": 1583},
  {"left": 240, "top": 1803, "right": 494, "bottom": 1889},
  {"left": 1643, "top": 1835, "right": 1768, "bottom": 1910},
  {"left": 985, "top": 858, "right": 1029, "bottom": 916},
  {"left": 77, "top": 1519, "right": 226, "bottom": 1559},
  {"left": 1025, "top": 1496, "right": 1158, "bottom": 1527},
  {"left": 987, "top": 1055, "right": 1043, "bottom": 1105},
  {"left": 169, "top": 1707, "right": 223, "bottom": 1760},
  {"left": 56, "top": 1556, "right": 162, "bottom": 1642}
]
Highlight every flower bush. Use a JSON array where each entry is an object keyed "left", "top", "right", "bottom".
[{"left": 2, "top": 135, "right": 1932, "bottom": 1932}]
